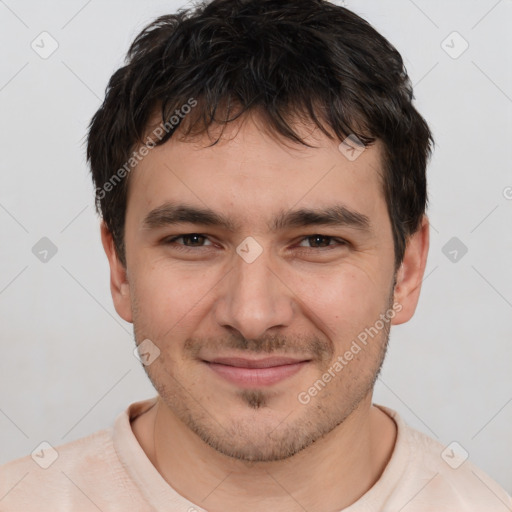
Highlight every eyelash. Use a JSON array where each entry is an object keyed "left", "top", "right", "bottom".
[{"left": 162, "top": 233, "right": 347, "bottom": 252}]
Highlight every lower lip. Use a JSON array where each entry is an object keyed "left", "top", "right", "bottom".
[{"left": 205, "top": 361, "right": 308, "bottom": 387}]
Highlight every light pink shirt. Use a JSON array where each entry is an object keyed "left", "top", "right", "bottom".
[{"left": 1, "top": 396, "right": 511, "bottom": 511}]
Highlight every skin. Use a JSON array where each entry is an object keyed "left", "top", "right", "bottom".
[{"left": 101, "top": 112, "right": 429, "bottom": 512}]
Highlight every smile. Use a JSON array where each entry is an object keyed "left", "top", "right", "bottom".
[{"left": 204, "top": 357, "right": 311, "bottom": 387}]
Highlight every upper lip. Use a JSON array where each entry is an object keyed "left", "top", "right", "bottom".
[{"left": 204, "top": 356, "right": 310, "bottom": 369}]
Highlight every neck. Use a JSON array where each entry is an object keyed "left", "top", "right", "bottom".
[{"left": 132, "top": 394, "right": 397, "bottom": 512}]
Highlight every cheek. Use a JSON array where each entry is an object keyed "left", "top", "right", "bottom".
[
  {"left": 288, "top": 263, "right": 390, "bottom": 337},
  {"left": 131, "top": 260, "right": 213, "bottom": 340}
]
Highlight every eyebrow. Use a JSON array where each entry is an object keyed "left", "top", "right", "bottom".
[{"left": 142, "top": 201, "right": 372, "bottom": 234}]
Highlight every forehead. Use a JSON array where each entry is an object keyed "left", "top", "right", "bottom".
[{"left": 126, "top": 114, "right": 387, "bottom": 231}]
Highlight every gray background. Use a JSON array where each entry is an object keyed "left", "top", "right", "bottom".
[{"left": 1, "top": 0, "right": 511, "bottom": 495}]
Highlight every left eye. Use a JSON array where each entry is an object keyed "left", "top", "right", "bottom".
[{"left": 296, "top": 235, "right": 346, "bottom": 249}]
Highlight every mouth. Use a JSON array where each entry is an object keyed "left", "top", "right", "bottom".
[{"left": 203, "top": 356, "right": 311, "bottom": 387}]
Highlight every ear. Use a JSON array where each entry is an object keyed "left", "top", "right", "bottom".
[
  {"left": 391, "top": 215, "right": 430, "bottom": 325},
  {"left": 100, "top": 221, "right": 133, "bottom": 323}
]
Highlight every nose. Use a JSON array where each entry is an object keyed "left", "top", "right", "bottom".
[{"left": 213, "top": 246, "right": 295, "bottom": 341}]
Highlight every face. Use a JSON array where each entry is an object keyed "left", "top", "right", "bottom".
[{"left": 105, "top": 113, "right": 425, "bottom": 462}]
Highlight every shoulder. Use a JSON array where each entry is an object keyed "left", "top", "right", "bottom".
[
  {"left": 0, "top": 399, "right": 160, "bottom": 511},
  {"left": 0, "top": 427, "right": 134, "bottom": 511},
  {"left": 381, "top": 406, "right": 512, "bottom": 511}
]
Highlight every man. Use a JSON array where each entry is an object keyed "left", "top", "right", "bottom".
[{"left": 1, "top": 0, "right": 511, "bottom": 510}]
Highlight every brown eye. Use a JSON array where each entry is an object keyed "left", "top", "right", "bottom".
[
  {"left": 297, "top": 235, "right": 346, "bottom": 249},
  {"left": 163, "top": 234, "right": 214, "bottom": 249}
]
